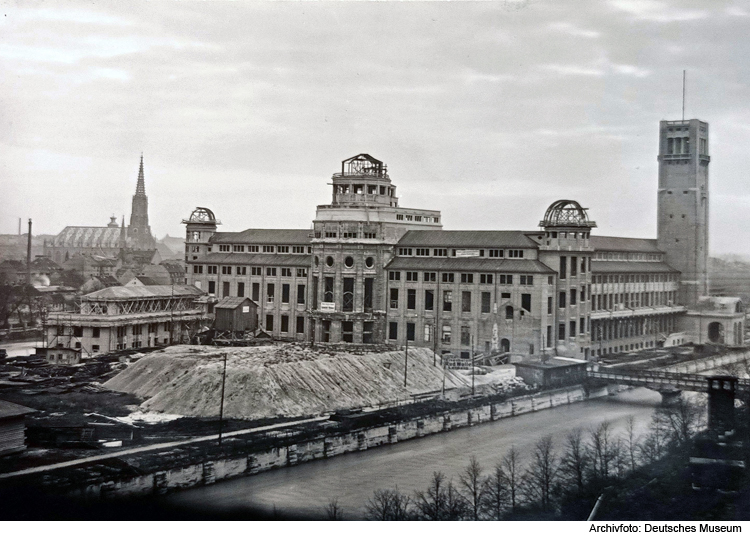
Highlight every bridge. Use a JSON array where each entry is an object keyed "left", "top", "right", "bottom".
[{"left": 587, "top": 368, "right": 750, "bottom": 396}]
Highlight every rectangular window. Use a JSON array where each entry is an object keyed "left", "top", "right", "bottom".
[
  {"left": 559, "top": 291, "right": 566, "bottom": 308},
  {"left": 499, "top": 274, "right": 513, "bottom": 285},
  {"left": 389, "top": 322, "right": 398, "bottom": 340},
  {"left": 389, "top": 271, "right": 401, "bottom": 281},
  {"left": 282, "top": 284, "right": 290, "bottom": 304},
  {"left": 223, "top": 281, "right": 230, "bottom": 297},
  {"left": 406, "top": 322, "right": 415, "bottom": 342},
  {"left": 480, "top": 274, "right": 493, "bottom": 284},
  {"left": 237, "top": 267, "right": 247, "bottom": 275},
  {"left": 363, "top": 321, "right": 374, "bottom": 344},
  {"left": 442, "top": 273, "right": 454, "bottom": 283},
  {"left": 425, "top": 290, "right": 434, "bottom": 311},
  {"left": 547, "top": 296, "right": 553, "bottom": 315},
  {"left": 207, "top": 265, "right": 218, "bottom": 274},
  {"left": 324, "top": 277, "right": 334, "bottom": 303},
  {"left": 296, "top": 316, "right": 305, "bottom": 334},
  {"left": 390, "top": 288, "right": 399, "bottom": 309},
  {"left": 559, "top": 256, "right": 567, "bottom": 279},
  {"left": 442, "top": 325, "right": 451, "bottom": 344},
  {"left": 443, "top": 290, "right": 453, "bottom": 312},
  {"left": 267, "top": 283, "right": 275, "bottom": 303},
  {"left": 571, "top": 256, "right": 577, "bottom": 277},
  {"left": 233, "top": 245, "right": 244, "bottom": 252},
  {"left": 424, "top": 324, "right": 432, "bottom": 343},
  {"left": 416, "top": 248, "right": 430, "bottom": 256},
  {"left": 481, "top": 292, "right": 491, "bottom": 313},
  {"left": 297, "top": 284, "right": 306, "bottom": 305},
  {"left": 281, "top": 315, "right": 289, "bottom": 333},
  {"left": 570, "top": 320, "right": 576, "bottom": 338},
  {"left": 423, "top": 272, "right": 437, "bottom": 282},
  {"left": 252, "top": 283, "right": 260, "bottom": 301},
  {"left": 222, "top": 266, "right": 232, "bottom": 275},
  {"left": 266, "top": 267, "right": 277, "bottom": 276},
  {"left": 281, "top": 268, "right": 292, "bottom": 277},
  {"left": 581, "top": 257, "right": 586, "bottom": 273},
  {"left": 296, "top": 268, "right": 307, "bottom": 277},
  {"left": 364, "top": 278, "right": 374, "bottom": 310},
  {"left": 461, "top": 291, "right": 471, "bottom": 313},
  {"left": 580, "top": 286, "right": 585, "bottom": 302},
  {"left": 219, "top": 245, "right": 230, "bottom": 252},
  {"left": 208, "top": 280, "right": 216, "bottom": 294},
  {"left": 570, "top": 289, "right": 577, "bottom": 306},
  {"left": 407, "top": 289, "right": 416, "bottom": 310},
  {"left": 251, "top": 267, "right": 262, "bottom": 276},
  {"left": 92, "top": 327, "right": 100, "bottom": 338},
  {"left": 461, "top": 325, "right": 470, "bottom": 346},
  {"left": 520, "top": 275, "right": 533, "bottom": 286},
  {"left": 237, "top": 282, "right": 245, "bottom": 297},
  {"left": 461, "top": 273, "right": 474, "bottom": 284},
  {"left": 277, "top": 246, "right": 289, "bottom": 253},
  {"left": 263, "top": 245, "right": 275, "bottom": 253},
  {"left": 521, "top": 293, "right": 531, "bottom": 313},
  {"left": 293, "top": 246, "right": 306, "bottom": 254},
  {"left": 580, "top": 317, "right": 586, "bottom": 334},
  {"left": 343, "top": 278, "right": 354, "bottom": 312},
  {"left": 193, "top": 265, "right": 203, "bottom": 274},
  {"left": 266, "top": 314, "right": 274, "bottom": 331},
  {"left": 489, "top": 249, "right": 504, "bottom": 258},
  {"left": 559, "top": 323, "right": 566, "bottom": 341},
  {"left": 433, "top": 249, "right": 447, "bottom": 257},
  {"left": 406, "top": 271, "right": 419, "bottom": 282},
  {"left": 342, "top": 321, "right": 353, "bottom": 343}
]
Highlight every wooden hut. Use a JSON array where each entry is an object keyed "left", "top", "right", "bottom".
[
  {"left": 0, "top": 400, "right": 36, "bottom": 455},
  {"left": 213, "top": 297, "right": 258, "bottom": 343}
]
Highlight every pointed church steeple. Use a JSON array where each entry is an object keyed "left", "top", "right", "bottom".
[{"left": 135, "top": 153, "right": 146, "bottom": 196}]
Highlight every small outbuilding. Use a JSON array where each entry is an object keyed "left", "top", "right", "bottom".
[
  {"left": 514, "top": 356, "right": 588, "bottom": 388},
  {"left": 0, "top": 400, "right": 36, "bottom": 455},
  {"left": 213, "top": 297, "right": 259, "bottom": 334}
]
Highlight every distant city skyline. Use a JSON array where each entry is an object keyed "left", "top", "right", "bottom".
[{"left": 3, "top": 1, "right": 750, "bottom": 254}]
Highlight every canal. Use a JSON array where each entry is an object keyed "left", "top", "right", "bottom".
[{"left": 164, "top": 388, "right": 663, "bottom": 518}]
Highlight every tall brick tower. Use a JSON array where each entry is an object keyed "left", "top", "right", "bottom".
[
  {"left": 657, "top": 119, "right": 710, "bottom": 308},
  {"left": 127, "top": 154, "right": 156, "bottom": 250}
]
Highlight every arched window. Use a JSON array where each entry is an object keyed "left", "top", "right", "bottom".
[{"left": 500, "top": 338, "right": 510, "bottom": 352}]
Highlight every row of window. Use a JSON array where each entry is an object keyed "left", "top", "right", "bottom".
[
  {"left": 545, "top": 231, "right": 591, "bottom": 240},
  {"left": 394, "top": 214, "right": 440, "bottom": 223},
  {"left": 396, "top": 247, "right": 525, "bottom": 258},
  {"left": 210, "top": 281, "right": 307, "bottom": 305},
  {"left": 592, "top": 273, "right": 676, "bottom": 284},
  {"left": 591, "top": 316, "right": 675, "bottom": 341},
  {"left": 264, "top": 314, "right": 306, "bottom": 334},
  {"left": 389, "top": 288, "right": 532, "bottom": 316},
  {"left": 593, "top": 252, "right": 663, "bottom": 262},
  {"left": 559, "top": 256, "right": 589, "bottom": 279},
  {"left": 551, "top": 287, "right": 590, "bottom": 312},
  {"left": 387, "top": 271, "right": 534, "bottom": 286},
  {"left": 591, "top": 291, "right": 676, "bottom": 311},
  {"left": 194, "top": 265, "right": 308, "bottom": 277},
  {"left": 215, "top": 244, "right": 311, "bottom": 254}
]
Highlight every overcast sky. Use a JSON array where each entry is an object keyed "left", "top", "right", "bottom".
[{"left": 2, "top": 0, "right": 749, "bottom": 255}]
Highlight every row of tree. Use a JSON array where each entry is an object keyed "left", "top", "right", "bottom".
[{"left": 324, "top": 396, "right": 706, "bottom": 520}]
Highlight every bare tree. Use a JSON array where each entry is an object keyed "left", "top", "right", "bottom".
[
  {"left": 459, "top": 455, "right": 487, "bottom": 520},
  {"left": 324, "top": 498, "right": 344, "bottom": 520},
  {"left": 413, "top": 471, "right": 449, "bottom": 520},
  {"left": 624, "top": 415, "right": 640, "bottom": 471},
  {"left": 589, "top": 421, "right": 616, "bottom": 482},
  {"left": 658, "top": 395, "right": 705, "bottom": 447},
  {"left": 522, "top": 435, "right": 559, "bottom": 512},
  {"left": 364, "top": 488, "right": 411, "bottom": 520},
  {"left": 483, "top": 462, "right": 508, "bottom": 520},
  {"left": 559, "top": 428, "right": 589, "bottom": 493},
  {"left": 640, "top": 411, "right": 666, "bottom": 464},
  {"left": 499, "top": 446, "right": 522, "bottom": 514},
  {"left": 445, "top": 481, "right": 469, "bottom": 520}
]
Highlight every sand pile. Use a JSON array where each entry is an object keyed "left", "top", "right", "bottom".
[{"left": 104, "top": 344, "right": 470, "bottom": 420}]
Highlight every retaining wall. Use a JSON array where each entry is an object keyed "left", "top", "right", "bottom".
[{"left": 67, "top": 383, "right": 618, "bottom": 501}]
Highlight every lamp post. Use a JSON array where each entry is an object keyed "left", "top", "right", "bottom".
[{"left": 218, "top": 352, "right": 228, "bottom": 446}]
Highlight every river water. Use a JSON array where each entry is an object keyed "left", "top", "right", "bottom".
[{"left": 164, "top": 388, "right": 663, "bottom": 518}]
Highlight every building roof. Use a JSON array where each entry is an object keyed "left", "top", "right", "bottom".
[
  {"left": 215, "top": 296, "right": 258, "bottom": 309},
  {"left": 31, "top": 256, "right": 62, "bottom": 271},
  {"left": 201, "top": 253, "right": 311, "bottom": 267},
  {"left": 591, "top": 236, "right": 662, "bottom": 253},
  {"left": 0, "top": 400, "right": 36, "bottom": 419},
  {"left": 51, "top": 226, "right": 122, "bottom": 249},
  {"left": 591, "top": 261, "right": 679, "bottom": 274},
  {"left": 515, "top": 356, "right": 588, "bottom": 370},
  {"left": 134, "top": 276, "right": 160, "bottom": 285},
  {"left": 397, "top": 230, "right": 539, "bottom": 248},
  {"left": 387, "top": 257, "right": 556, "bottom": 274},
  {"left": 210, "top": 229, "right": 311, "bottom": 245},
  {"left": 83, "top": 284, "right": 204, "bottom": 300}
]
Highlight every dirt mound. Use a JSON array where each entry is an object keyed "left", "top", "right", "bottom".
[{"left": 104, "top": 345, "right": 469, "bottom": 420}]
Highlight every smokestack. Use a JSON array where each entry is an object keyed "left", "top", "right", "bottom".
[
  {"left": 27, "top": 219, "right": 32, "bottom": 287},
  {"left": 18, "top": 218, "right": 21, "bottom": 236}
]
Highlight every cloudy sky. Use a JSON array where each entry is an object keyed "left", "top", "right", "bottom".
[{"left": 2, "top": 0, "right": 749, "bottom": 255}]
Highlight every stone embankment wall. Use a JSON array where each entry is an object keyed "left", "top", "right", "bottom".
[
  {"left": 660, "top": 349, "right": 750, "bottom": 375},
  {"left": 72, "top": 384, "right": 615, "bottom": 501}
]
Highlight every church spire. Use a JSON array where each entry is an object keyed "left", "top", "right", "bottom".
[{"left": 135, "top": 153, "right": 146, "bottom": 196}]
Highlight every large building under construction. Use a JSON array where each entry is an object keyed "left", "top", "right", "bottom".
[{"left": 184, "top": 120, "right": 744, "bottom": 361}]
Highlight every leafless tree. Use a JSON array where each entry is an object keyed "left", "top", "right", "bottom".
[
  {"left": 559, "top": 428, "right": 589, "bottom": 493},
  {"left": 640, "top": 412, "right": 666, "bottom": 464},
  {"left": 459, "top": 455, "right": 487, "bottom": 520},
  {"left": 624, "top": 415, "right": 640, "bottom": 471},
  {"left": 445, "top": 481, "right": 469, "bottom": 520},
  {"left": 483, "top": 462, "right": 508, "bottom": 520},
  {"left": 657, "top": 395, "right": 705, "bottom": 447},
  {"left": 589, "top": 421, "right": 616, "bottom": 482},
  {"left": 522, "top": 435, "right": 559, "bottom": 512},
  {"left": 364, "top": 488, "right": 411, "bottom": 520},
  {"left": 413, "top": 471, "right": 449, "bottom": 520},
  {"left": 324, "top": 498, "right": 344, "bottom": 520},
  {"left": 499, "top": 446, "right": 522, "bottom": 513}
]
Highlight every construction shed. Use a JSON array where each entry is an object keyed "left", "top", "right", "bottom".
[
  {"left": 0, "top": 400, "right": 36, "bottom": 455},
  {"left": 214, "top": 297, "right": 258, "bottom": 333},
  {"left": 514, "top": 356, "right": 588, "bottom": 388}
]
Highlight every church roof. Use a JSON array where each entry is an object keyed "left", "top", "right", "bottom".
[{"left": 51, "top": 226, "right": 122, "bottom": 249}]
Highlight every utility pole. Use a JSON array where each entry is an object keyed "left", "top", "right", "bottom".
[
  {"left": 404, "top": 336, "right": 409, "bottom": 388},
  {"left": 218, "top": 352, "right": 228, "bottom": 445},
  {"left": 26, "top": 219, "right": 32, "bottom": 287},
  {"left": 471, "top": 335, "right": 475, "bottom": 396}
]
